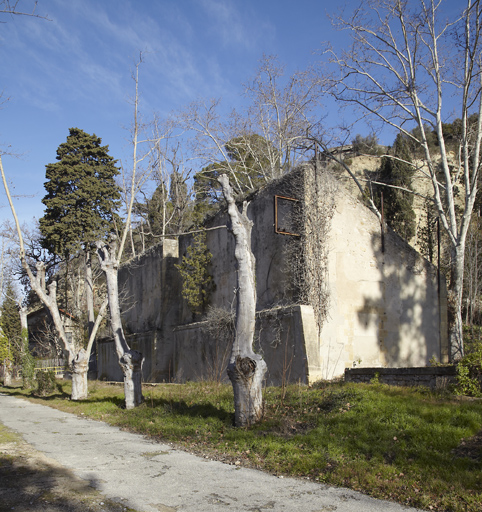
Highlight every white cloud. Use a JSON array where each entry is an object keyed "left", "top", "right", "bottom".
[{"left": 199, "top": 0, "right": 268, "bottom": 50}]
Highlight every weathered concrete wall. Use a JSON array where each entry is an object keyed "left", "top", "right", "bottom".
[
  {"left": 177, "top": 177, "right": 298, "bottom": 325},
  {"left": 119, "top": 239, "right": 179, "bottom": 333},
  {"left": 173, "top": 306, "right": 312, "bottom": 386},
  {"left": 317, "top": 181, "right": 447, "bottom": 379},
  {"left": 97, "top": 330, "right": 168, "bottom": 382},
  {"left": 97, "top": 240, "right": 181, "bottom": 383},
  {"left": 96, "top": 165, "right": 447, "bottom": 385}
]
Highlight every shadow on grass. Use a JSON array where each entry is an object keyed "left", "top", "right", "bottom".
[
  {"left": 0, "top": 386, "right": 126, "bottom": 408},
  {"left": 1, "top": 386, "right": 70, "bottom": 400},
  {"left": 143, "top": 396, "right": 234, "bottom": 424}
]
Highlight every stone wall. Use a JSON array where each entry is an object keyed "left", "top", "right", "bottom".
[{"left": 344, "top": 366, "right": 456, "bottom": 388}]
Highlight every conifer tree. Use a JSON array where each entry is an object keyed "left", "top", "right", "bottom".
[
  {"left": 38, "top": 128, "right": 121, "bottom": 398},
  {"left": 0, "top": 282, "right": 21, "bottom": 356},
  {"left": 39, "top": 127, "right": 121, "bottom": 259},
  {"left": 0, "top": 282, "right": 23, "bottom": 386}
]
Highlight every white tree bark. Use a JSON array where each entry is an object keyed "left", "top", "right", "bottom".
[
  {"left": 97, "top": 239, "right": 143, "bottom": 409},
  {"left": 71, "top": 348, "right": 89, "bottom": 400},
  {"left": 71, "top": 297, "right": 108, "bottom": 401},
  {"left": 92, "top": 56, "right": 147, "bottom": 408},
  {"left": 19, "top": 304, "right": 28, "bottom": 332},
  {"left": 3, "top": 362, "right": 12, "bottom": 386},
  {"left": 65, "top": 250, "right": 97, "bottom": 400},
  {"left": 85, "top": 250, "right": 95, "bottom": 339},
  {"left": 218, "top": 174, "right": 267, "bottom": 427}
]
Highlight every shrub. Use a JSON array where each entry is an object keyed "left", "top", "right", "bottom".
[
  {"left": 455, "top": 343, "right": 482, "bottom": 397},
  {"left": 352, "top": 133, "right": 379, "bottom": 155},
  {"left": 35, "top": 369, "right": 57, "bottom": 396}
]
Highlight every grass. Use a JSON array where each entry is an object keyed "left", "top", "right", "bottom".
[
  {"left": 1, "top": 379, "right": 482, "bottom": 511},
  {"left": 0, "top": 422, "right": 20, "bottom": 444}
]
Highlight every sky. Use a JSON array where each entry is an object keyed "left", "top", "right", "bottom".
[{"left": 0, "top": 0, "right": 361, "bottom": 227}]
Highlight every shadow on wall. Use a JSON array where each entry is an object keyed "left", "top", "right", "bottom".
[{"left": 356, "top": 228, "right": 444, "bottom": 368}]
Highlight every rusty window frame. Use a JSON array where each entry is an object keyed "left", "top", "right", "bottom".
[{"left": 274, "top": 195, "right": 300, "bottom": 236}]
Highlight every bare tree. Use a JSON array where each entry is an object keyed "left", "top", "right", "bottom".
[
  {"left": 180, "top": 98, "right": 255, "bottom": 194},
  {"left": 244, "top": 54, "right": 324, "bottom": 178},
  {"left": 218, "top": 174, "right": 267, "bottom": 427},
  {"left": 316, "top": 0, "right": 482, "bottom": 359},
  {"left": 0, "top": 156, "right": 74, "bottom": 358},
  {"left": 0, "top": 1, "right": 49, "bottom": 19},
  {"left": 180, "top": 56, "right": 324, "bottom": 204},
  {"left": 135, "top": 117, "right": 192, "bottom": 243},
  {"left": 96, "top": 56, "right": 155, "bottom": 409}
]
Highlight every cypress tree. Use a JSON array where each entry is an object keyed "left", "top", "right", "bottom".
[
  {"left": 39, "top": 128, "right": 121, "bottom": 259},
  {"left": 0, "top": 283, "right": 21, "bottom": 349},
  {"left": 0, "top": 282, "right": 22, "bottom": 365}
]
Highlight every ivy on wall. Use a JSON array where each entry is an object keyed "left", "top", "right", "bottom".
[{"left": 286, "top": 164, "right": 337, "bottom": 333}]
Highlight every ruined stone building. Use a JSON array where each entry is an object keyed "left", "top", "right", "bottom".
[{"left": 96, "top": 164, "right": 448, "bottom": 385}]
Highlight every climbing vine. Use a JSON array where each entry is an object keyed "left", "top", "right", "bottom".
[{"left": 286, "top": 164, "right": 337, "bottom": 333}]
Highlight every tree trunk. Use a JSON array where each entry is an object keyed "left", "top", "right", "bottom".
[
  {"left": 85, "top": 251, "right": 96, "bottom": 340},
  {"left": 448, "top": 245, "right": 466, "bottom": 360},
  {"left": 1, "top": 155, "right": 78, "bottom": 387},
  {"left": 219, "top": 174, "right": 267, "bottom": 427},
  {"left": 19, "top": 305, "right": 28, "bottom": 332},
  {"left": 71, "top": 348, "right": 88, "bottom": 400},
  {"left": 97, "top": 240, "right": 143, "bottom": 409},
  {"left": 119, "top": 350, "right": 144, "bottom": 409},
  {"left": 3, "top": 362, "right": 12, "bottom": 386}
]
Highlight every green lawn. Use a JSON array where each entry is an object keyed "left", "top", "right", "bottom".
[{"left": 2, "top": 380, "right": 482, "bottom": 512}]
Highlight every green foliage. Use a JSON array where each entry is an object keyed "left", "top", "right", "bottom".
[
  {"left": 373, "top": 133, "right": 416, "bottom": 241},
  {"left": 21, "top": 328, "right": 36, "bottom": 389},
  {"left": 0, "top": 329, "right": 10, "bottom": 363},
  {"left": 175, "top": 232, "right": 214, "bottom": 316},
  {"left": 455, "top": 343, "right": 482, "bottom": 397},
  {"left": 352, "top": 133, "right": 380, "bottom": 155},
  {"left": 406, "top": 124, "right": 438, "bottom": 156},
  {"left": 437, "top": 114, "right": 479, "bottom": 150},
  {"left": 39, "top": 127, "right": 121, "bottom": 258},
  {"left": 35, "top": 369, "right": 58, "bottom": 396},
  {"left": 0, "top": 282, "right": 21, "bottom": 365},
  {"left": 193, "top": 134, "right": 273, "bottom": 218}
]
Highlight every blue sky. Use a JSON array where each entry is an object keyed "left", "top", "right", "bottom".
[{"left": 0, "top": 0, "right": 358, "bottom": 226}]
